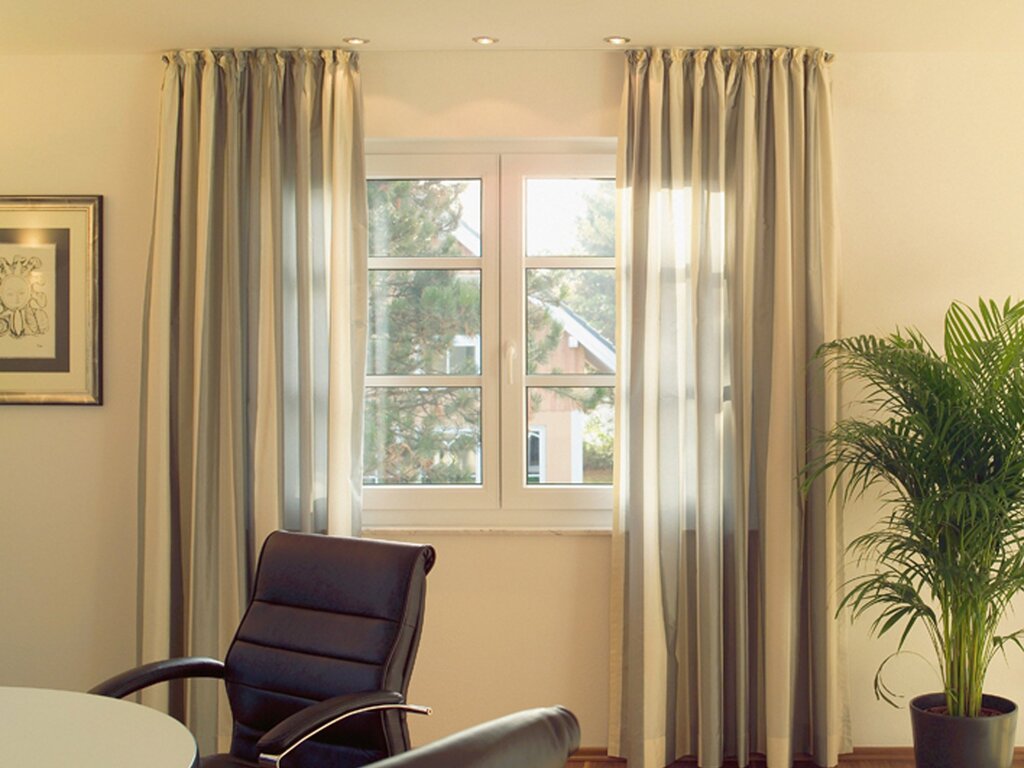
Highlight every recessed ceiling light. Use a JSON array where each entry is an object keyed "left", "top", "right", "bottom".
[
  {"left": 604, "top": 36, "right": 631, "bottom": 45},
  {"left": 472, "top": 36, "right": 499, "bottom": 45},
  {"left": 343, "top": 37, "right": 370, "bottom": 45}
]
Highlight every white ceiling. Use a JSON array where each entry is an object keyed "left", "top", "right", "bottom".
[{"left": 7, "top": 0, "right": 1024, "bottom": 55}]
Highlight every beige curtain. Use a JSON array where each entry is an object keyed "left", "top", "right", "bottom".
[
  {"left": 609, "top": 48, "right": 848, "bottom": 768},
  {"left": 137, "top": 48, "right": 367, "bottom": 752}
]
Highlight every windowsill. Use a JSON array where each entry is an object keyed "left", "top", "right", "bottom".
[
  {"left": 362, "top": 502, "right": 613, "bottom": 530},
  {"left": 362, "top": 525, "right": 612, "bottom": 537}
]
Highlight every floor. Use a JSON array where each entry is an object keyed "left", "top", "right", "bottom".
[{"left": 570, "top": 755, "right": 1023, "bottom": 768}]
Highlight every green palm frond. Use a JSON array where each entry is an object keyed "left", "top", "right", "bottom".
[{"left": 807, "top": 298, "right": 1024, "bottom": 717}]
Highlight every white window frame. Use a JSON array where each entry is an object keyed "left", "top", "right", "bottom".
[
  {"left": 363, "top": 140, "right": 615, "bottom": 529},
  {"left": 498, "top": 153, "right": 616, "bottom": 515}
]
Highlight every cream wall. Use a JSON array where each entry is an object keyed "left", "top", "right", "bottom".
[
  {"left": 2, "top": 45, "right": 1023, "bottom": 756},
  {"left": 361, "top": 50, "right": 621, "bottom": 138},
  {"left": 832, "top": 50, "right": 1024, "bottom": 747},
  {"left": 0, "top": 54, "right": 162, "bottom": 689},
  {"left": 364, "top": 530, "right": 612, "bottom": 747}
]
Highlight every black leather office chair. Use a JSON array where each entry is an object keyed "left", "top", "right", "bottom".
[
  {"left": 367, "top": 707, "right": 580, "bottom": 768},
  {"left": 91, "top": 531, "right": 436, "bottom": 768}
]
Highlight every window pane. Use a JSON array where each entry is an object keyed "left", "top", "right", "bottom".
[
  {"left": 369, "top": 179, "right": 481, "bottom": 258},
  {"left": 525, "top": 178, "right": 614, "bottom": 257},
  {"left": 368, "top": 270, "right": 481, "bottom": 375},
  {"left": 526, "top": 387, "right": 613, "bottom": 485},
  {"left": 526, "top": 269, "right": 615, "bottom": 374},
  {"left": 363, "top": 387, "right": 482, "bottom": 485}
]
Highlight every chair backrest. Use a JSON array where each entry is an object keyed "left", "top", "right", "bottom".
[
  {"left": 223, "top": 531, "right": 436, "bottom": 768},
  {"left": 368, "top": 707, "right": 580, "bottom": 768}
]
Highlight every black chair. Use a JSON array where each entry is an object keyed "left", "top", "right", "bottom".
[
  {"left": 367, "top": 707, "right": 580, "bottom": 768},
  {"left": 91, "top": 531, "right": 436, "bottom": 768}
]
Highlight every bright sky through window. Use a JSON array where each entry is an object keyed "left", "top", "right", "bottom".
[{"left": 526, "top": 179, "right": 613, "bottom": 257}]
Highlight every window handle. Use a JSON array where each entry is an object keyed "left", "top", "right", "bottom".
[{"left": 504, "top": 341, "right": 518, "bottom": 385}]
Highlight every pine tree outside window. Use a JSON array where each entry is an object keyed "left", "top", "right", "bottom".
[{"left": 363, "top": 144, "right": 615, "bottom": 528}]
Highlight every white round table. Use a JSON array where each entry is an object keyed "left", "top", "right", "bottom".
[{"left": 0, "top": 686, "right": 199, "bottom": 767}]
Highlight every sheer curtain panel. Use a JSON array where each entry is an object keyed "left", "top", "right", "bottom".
[
  {"left": 137, "top": 49, "right": 367, "bottom": 752},
  {"left": 609, "top": 48, "right": 849, "bottom": 768}
]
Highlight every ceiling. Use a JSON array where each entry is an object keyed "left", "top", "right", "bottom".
[{"left": 7, "top": 0, "right": 1024, "bottom": 55}]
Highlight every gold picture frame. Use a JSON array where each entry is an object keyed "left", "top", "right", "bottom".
[{"left": 0, "top": 196, "right": 101, "bottom": 404}]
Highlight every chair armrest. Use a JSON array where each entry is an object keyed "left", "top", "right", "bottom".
[
  {"left": 88, "top": 657, "right": 225, "bottom": 698},
  {"left": 256, "top": 690, "right": 431, "bottom": 768}
]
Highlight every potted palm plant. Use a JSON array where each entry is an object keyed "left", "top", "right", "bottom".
[{"left": 809, "top": 298, "right": 1024, "bottom": 768}]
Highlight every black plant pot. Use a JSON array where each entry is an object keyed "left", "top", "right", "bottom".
[{"left": 910, "top": 692, "right": 1018, "bottom": 768}]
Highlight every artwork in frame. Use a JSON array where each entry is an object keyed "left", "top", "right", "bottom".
[{"left": 0, "top": 196, "right": 101, "bottom": 404}]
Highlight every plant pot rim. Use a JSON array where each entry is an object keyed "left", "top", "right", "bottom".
[{"left": 910, "top": 692, "right": 1018, "bottom": 720}]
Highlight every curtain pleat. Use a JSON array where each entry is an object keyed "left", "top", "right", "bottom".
[
  {"left": 610, "top": 47, "right": 847, "bottom": 768},
  {"left": 137, "top": 48, "right": 366, "bottom": 752}
]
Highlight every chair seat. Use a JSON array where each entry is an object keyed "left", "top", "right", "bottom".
[{"left": 201, "top": 755, "right": 254, "bottom": 768}]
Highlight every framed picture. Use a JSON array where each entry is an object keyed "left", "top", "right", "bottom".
[{"left": 0, "top": 196, "right": 101, "bottom": 404}]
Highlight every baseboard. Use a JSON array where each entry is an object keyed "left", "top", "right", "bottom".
[
  {"left": 662, "top": 757, "right": 826, "bottom": 767},
  {"left": 848, "top": 746, "right": 1024, "bottom": 765},
  {"left": 567, "top": 747, "right": 827, "bottom": 767},
  {"left": 567, "top": 745, "right": 1024, "bottom": 767},
  {"left": 841, "top": 746, "right": 1024, "bottom": 764},
  {"left": 839, "top": 748, "right": 913, "bottom": 763},
  {"left": 568, "top": 748, "right": 627, "bottom": 767}
]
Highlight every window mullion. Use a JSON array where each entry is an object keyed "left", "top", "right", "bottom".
[
  {"left": 369, "top": 257, "right": 480, "bottom": 271},
  {"left": 497, "top": 155, "right": 524, "bottom": 511},
  {"left": 367, "top": 375, "right": 482, "bottom": 388},
  {"left": 524, "top": 374, "right": 615, "bottom": 388}
]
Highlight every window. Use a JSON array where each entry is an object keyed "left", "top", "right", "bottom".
[
  {"left": 527, "top": 428, "right": 546, "bottom": 484},
  {"left": 363, "top": 143, "right": 615, "bottom": 528}
]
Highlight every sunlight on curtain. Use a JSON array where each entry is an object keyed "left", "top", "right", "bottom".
[
  {"left": 137, "top": 48, "right": 366, "bottom": 752},
  {"left": 610, "top": 47, "right": 849, "bottom": 768}
]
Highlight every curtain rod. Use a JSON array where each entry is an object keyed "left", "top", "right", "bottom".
[{"left": 632, "top": 47, "right": 834, "bottom": 61}]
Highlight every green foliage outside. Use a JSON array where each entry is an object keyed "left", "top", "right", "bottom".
[
  {"left": 582, "top": 403, "right": 615, "bottom": 483},
  {"left": 364, "top": 180, "right": 481, "bottom": 484},
  {"left": 364, "top": 387, "right": 481, "bottom": 484},
  {"left": 564, "top": 181, "right": 616, "bottom": 340},
  {"left": 526, "top": 183, "right": 616, "bottom": 466},
  {"left": 364, "top": 178, "right": 616, "bottom": 486},
  {"left": 526, "top": 183, "right": 616, "bottom": 373},
  {"left": 369, "top": 179, "right": 471, "bottom": 259},
  {"left": 367, "top": 269, "right": 480, "bottom": 376}
]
